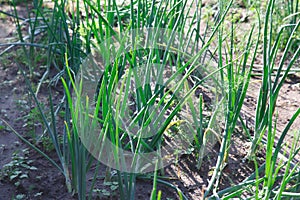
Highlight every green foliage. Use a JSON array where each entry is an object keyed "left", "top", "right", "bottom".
[
  {"left": 0, "top": 148, "right": 37, "bottom": 187},
  {"left": 92, "top": 182, "right": 119, "bottom": 198},
  {"left": 22, "top": 106, "right": 45, "bottom": 139},
  {"left": 2, "top": 0, "right": 300, "bottom": 199},
  {"left": 272, "top": 0, "right": 300, "bottom": 51}
]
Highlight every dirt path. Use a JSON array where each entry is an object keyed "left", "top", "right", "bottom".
[
  {"left": 0, "top": 4, "right": 75, "bottom": 199},
  {"left": 0, "top": 4, "right": 24, "bottom": 197}
]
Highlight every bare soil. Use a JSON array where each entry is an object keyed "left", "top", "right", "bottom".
[{"left": 0, "top": 2, "right": 299, "bottom": 200}]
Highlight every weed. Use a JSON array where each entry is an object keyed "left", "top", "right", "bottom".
[
  {"left": 0, "top": 148, "right": 37, "bottom": 187},
  {"left": 93, "top": 181, "right": 119, "bottom": 198}
]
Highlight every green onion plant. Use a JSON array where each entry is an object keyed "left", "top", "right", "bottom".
[{"left": 1, "top": 0, "right": 300, "bottom": 199}]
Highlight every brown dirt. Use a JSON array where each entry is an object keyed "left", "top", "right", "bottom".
[
  {"left": 243, "top": 62, "right": 300, "bottom": 160},
  {"left": 0, "top": 1, "right": 299, "bottom": 200},
  {"left": 0, "top": 3, "right": 178, "bottom": 200},
  {"left": 0, "top": 4, "right": 75, "bottom": 199}
]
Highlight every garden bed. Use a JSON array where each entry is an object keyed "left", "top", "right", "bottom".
[{"left": 0, "top": 0, "right": 300, "bottom": 199}]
